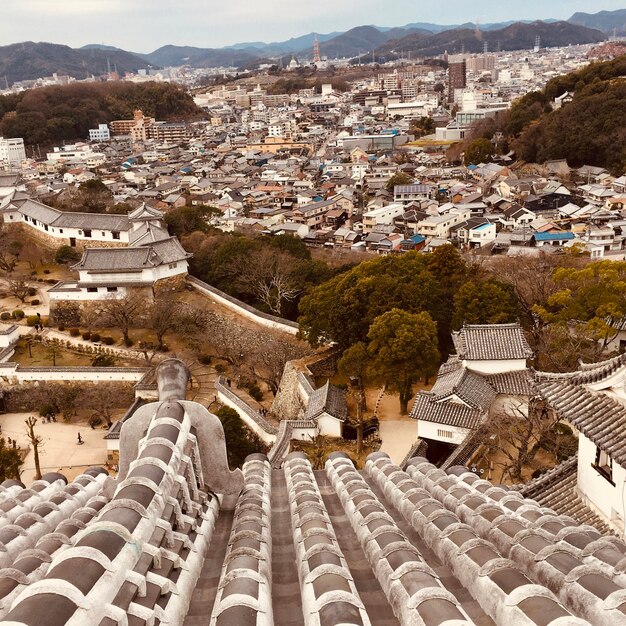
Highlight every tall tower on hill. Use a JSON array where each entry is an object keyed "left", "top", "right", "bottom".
[{"left": 313, "top": 34, "right": 321, "bottom": 64}]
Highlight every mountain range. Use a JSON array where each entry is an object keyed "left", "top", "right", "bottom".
[
  {"left": 0, "top": 42, "right": 156, "bottom": 86},
  {"left": 135, "top": 20, "right": 605, "bottom": 69},
  {"left": 0, "top": 8, "right": 620, "bottom": 85},
  {"left": 569, "top": 9, "right": 626, "bottom": 34}
]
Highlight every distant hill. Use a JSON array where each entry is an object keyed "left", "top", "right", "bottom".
[
  {"left": 400, "top": 19, "right": 557, "bottom": 33},
  {"left": 140, "top": 45, "right": 259, "bottom": 69},
  {"left": 318, "top": 25, "right": 430, "bottom": 59},
  {"left": 568, "top": 9, "right": 626, "bottom": 35},
  {"left": 0, "top": 42, "right": 156, "bottom": 85},
  {"left": 0, "top": 81, "right": 202, "bottom": 145},
  {"left": 80, "top": 44, "right": 129, "bottom": 53},
  {"left": 377, "top": 21, "right": 605, "bottom": 58},
  {"left": 224, "top": 32, "right": 342, "bottom": 56}
]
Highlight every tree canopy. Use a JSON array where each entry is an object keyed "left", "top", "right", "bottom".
[
  {"left": 183, "top": 231, "right": 335, "bottom": 320},
  {"left": 503, "top": 55, "right": 626, "bottom": 174},
  {"left": 0, "top": 81, "right": 202, "bottom": 145},
  {"left": 298, "top": 246, "right": 470, "bottom": 353},
  {"left": 464, "top": 138, "right": 496, "bottom": 165},
  {"left": 534, "top": 260, "right": 626, "bottom": 355},
  {"left": 452, "top": 279, "right": 520, "bottom": 329},
  {"left": 0, "top": 438, "right": 22, "bottom": 483},
  {"left": 215, "top": 406, "right": 268, "bottom": 469},
  {"left": 367, "top": 309, "right": 440, "bottom": 414}
]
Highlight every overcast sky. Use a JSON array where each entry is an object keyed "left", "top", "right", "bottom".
[{"left": 1, "top": 1, "right": 623, "bottom": 52}]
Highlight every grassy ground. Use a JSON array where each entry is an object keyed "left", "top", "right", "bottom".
[
  {"left": 12, "top": 337, "right": 142, "bottom": 368},
  {"left": 13, "top": 337, "right": 97, "bottom": 366}
]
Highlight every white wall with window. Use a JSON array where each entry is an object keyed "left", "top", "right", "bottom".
[
  {"left": 416, "top": 419, "right": 470, "bottom": 445},
  {"left": 577, "top": 433, "right": 626, "bottom": 537}
]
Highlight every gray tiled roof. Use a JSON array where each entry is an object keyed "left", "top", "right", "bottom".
[
  {"left": 430, "top": 360, "right": 496, "bottom": 410},
  {"left": 515, "top": 454, "right": 613, "bottom": 535},
  {"left": 12, "top": 198, "right": 60, "bottom": 223},
  {"left": 51, "top": 212, "right": 129, "bottom": 231},
  {"left": 304, "top": 380, "right": 347, "bottom": 421},
  {"left": 536, "top": 352, "right": 626, "bottom": 386},
  {"left": 72, "top": 246, "right": 160, "bottom": 271},
  {"left": 128, "top": 221, "right": 171, "bottom": 245},
  {"left": 537, "top": 379, "right": 626, "bottom": 467},
  {"left": 486, "top": 370, "right": 535, "bottom": 396},
  {"left": 410, "top": 392, "right": 484, "bottom": 430},
  {"left": 149, "top": 237, "right": 192, "bottom": 263},
  {"left": 0, "top": 359, "right": 622, "bottom": 626},
  {"left": 452, "top": 323, "right": 534, "bottom": 361}
]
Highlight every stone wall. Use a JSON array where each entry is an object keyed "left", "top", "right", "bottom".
[
  {"left": 271, "top": 361, "right": 307, "bottom": 421},
  {"left": 154, "top": 273, "right": 187, "bottom": 296},
  {"left": 12, "top": 224, "right": 127, "bottom": 252},
  {"left": 188, "top": 276, "right": 299, "bottom": 336}
]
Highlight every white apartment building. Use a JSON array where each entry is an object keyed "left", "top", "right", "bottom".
[
  {"left": 0, "top": 137, "right": 26, "bottom": 168},
  {"left": 416, "top": 208, "right": 472, "bottom": 240},
  {"left": 89, "top": 124, "right": 111, "bottom": 142},
  {"left": 46, "top": 143, "right": 105, "bottom": 164},
  {"left": 362, "top": 203, "right": 405, "bottom": 233}
]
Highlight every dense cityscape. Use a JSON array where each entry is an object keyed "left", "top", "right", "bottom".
[{"left": 0, "top": 3, "right": 625, "bottom": 625}]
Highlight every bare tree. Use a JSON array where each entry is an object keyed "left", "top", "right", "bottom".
[
  {"left": 101, "top": 294, "right": 143, "bottom": 345},
  {"left": 238, "top": 249, "right": 300, "bottom": 316},
  {"left": 88, "top": 386, "right": 117, "bottom": 428},
  {"left": 6, "top": 275, "right": 31, "bottom": 303},
  {"left": 45, "top": 341, "right": 61, "bottom": 366},
  {"left": 248, "top": 341, "right": 306, "bottom": 396},
  {"left": 0, "top": 222, "right": 20, "bottom": 272},
  {"left": 80, "top": 306, "right": 103, "bottom": 332},
  {"left": 346, "top": 386, "right": 367, "bottom": 456},
  {"left": 481, "top": 400, "right": 573, "bottom": 483},
  {"left": 146, "top": 297, "right": 181, "bottom": 350},
  {"left": 25, "top": 416, "right": 44, "bottom": 481}
]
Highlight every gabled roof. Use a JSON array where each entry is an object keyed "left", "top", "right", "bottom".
[
  {"left": 452, "top": 323, "right": 533, "bottom": 361},
  {"left": 537, "top": 378, "right": 626, "bottom": 467},
  {"left": 71, "top": 247, "right": 162, "bottom": 272},
  {"left": 410, "top": 393, "right": 483, "bottom": 430},
  {"left": 128, "top": 203, "right": 164, "bottom": 221},
  {"left": 304, "top": 381, "right": 347, "bottom": 421},
  {"left": 148, "top": 237, "right": 192, "bottom": 263},
  {"left": 429, "top": 360, "right": 496, "bottom": 411},
  {"left": 129, "top": 221, "right": 171, "bottom": 245}
]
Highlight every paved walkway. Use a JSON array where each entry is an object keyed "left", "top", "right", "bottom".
[
  {"left": 377, "top": 419, "right": 418, "bottom": 464},
  {"left": 0, "top": 412, "right": 107, "bottom": 484},
  {"left": 365, "top": 389, "right": 417, "bottom": 465}
]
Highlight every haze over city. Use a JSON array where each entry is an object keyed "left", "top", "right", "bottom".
[{"left": 1, "top": 0, "right": 625, "bottom": 50}]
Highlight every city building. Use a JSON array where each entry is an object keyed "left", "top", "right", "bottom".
[
  {"left": 88, "top": 124, "right": 111, "bottom": 142},
  {"left": 0, "top": 137, "right": 26, "bottom": 168},
  {"left": 448, "top": 60, "right": 467, "bottom": 103}
]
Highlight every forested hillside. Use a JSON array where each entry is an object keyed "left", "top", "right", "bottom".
[
  {"left": 0, "top": 82, "right": 202, "bottom": 145},
  {"left": 506, "top": 55, "right": 626, "bottom": 174}
]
